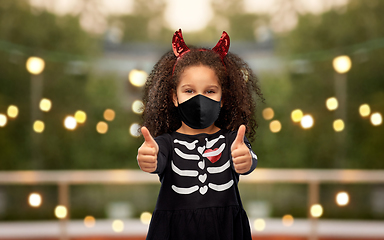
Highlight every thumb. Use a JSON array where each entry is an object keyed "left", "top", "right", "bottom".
[
  {"left": 232, "top": 125, "right": 246, "bottom": 150},
  {"left": 141, "top": 126, "right": 157, "bottom": 148}
]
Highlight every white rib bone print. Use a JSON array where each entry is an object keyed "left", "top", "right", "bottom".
[{"left": 171, "top": 135, "right": 234, "bottom": 195}]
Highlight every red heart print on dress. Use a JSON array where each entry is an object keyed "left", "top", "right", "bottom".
[{"left": 204, "top": 148, "right": 222, "bottom": 163}]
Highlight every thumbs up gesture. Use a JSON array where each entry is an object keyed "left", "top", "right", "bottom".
[
  {"left": 137, "top": 126, "right": 159, "bottom": 173},
  {"left": 231, "top": 125, "right": 252, "bottom": 174}
]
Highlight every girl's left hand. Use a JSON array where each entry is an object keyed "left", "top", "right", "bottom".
[{"left": 231, "top": 125, "right": 252, "bottom": 174}]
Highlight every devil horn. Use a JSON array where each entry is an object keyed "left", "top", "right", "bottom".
[
  {"left": 212, "top": 31, "right": 230, "bottom": 60},
  {"left": 172, "top": 29, "right": 190, "bottom": 57}
]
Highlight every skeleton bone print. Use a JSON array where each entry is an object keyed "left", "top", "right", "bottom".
[{"left": 171, "top": 134, "right": 234, "bottom": 195}]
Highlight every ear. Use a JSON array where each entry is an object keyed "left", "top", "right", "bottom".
[{"left": 173, "top": 91, "right": 178, "bottom": 107}]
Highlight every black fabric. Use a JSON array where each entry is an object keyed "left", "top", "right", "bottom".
[{"left": 147, "top": 129, "right": 257, "bottom": 240}]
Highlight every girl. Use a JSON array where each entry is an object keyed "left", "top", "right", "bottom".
[{"left": 137, "top": 29, "right": 263, "bottom": 240}]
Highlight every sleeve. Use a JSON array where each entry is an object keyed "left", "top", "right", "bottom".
[
  {"left": 151, "top": 134, "right": 171, "bottom": 175},
  {"left": 241, "top": 136, "right": 258, "bottom": 175}
]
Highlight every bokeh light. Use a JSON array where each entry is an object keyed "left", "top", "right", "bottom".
[
  {"left": 55, "top": 205, "right": 67, "bottom": 219},
  {"left": 310, "top": 204, "right": 323, "bottom": 218},
  {"left": 39, "top": 98, "right": 52, "bottom": 112},
  {"left": 129, "top": 123, "right": 141, "bottom": 137},
  {"left": 254, "top": 218, "right": 266, "bottom": 232},
  {"left": 104, "top": 109, "right": 115, "bottom": 121},
  {"left": 291, "top": 109, "right": 303, "bottom": 123},
  {"left": 33, "top": 120, "right": 45, "bottom": 133},
  {"left": 300, "top": 115, "right": 314, "bottom": 129},
  {"left": 75, "top": 110, "right": 87, "bottom": 124},
  {"left": 28, "top": 193, "right": 42, "bottom": 207},
  {"left": 97, "top": 121, "right": 108, "bottom": 134},
  {"left": 64, "top": 116, "right": 77, "bottom": 130},
  {"left": 132, "top": 100, "right": 144, "bottom": 114},
  {"left": 370, "top": 112, "right": 382, "bottom": 126},
  {"left": 262, "top": 108, "right": 274, "bottom": 120},
  {"left": 269, "top": 120, "right": 282, "bottom": 133},
  {"left": 336, "top": 191, "right": 349, "bottom": 206},
  {"left": 333, "top": 55, "right": 352, "bottom": 74},
  {"left": 282, "top": 214, "right": 294, "bottom": 227},
  {"left": 326, "top": 97, "right": 338, "bottom": 111},
  {"left": 140, "top": 212, "right": 152, "bottom": 225},
  {"left": 26, "top": 56, "right": 45, "bottom": 75},
  {"left": 7, "top": 105, "right": 19, "bottom": 118},
  {"left": 84, "top": 216, "right": 96, "bottom": 228},
  {"left": 0, "top": 114, "right": 7, "bottom": 127},
  {"left": 333, "top": 119, "right": 345, "bottom": 132},
  {"left": 129, "top": 69, "right": 148, "bottom": 87},
  {"left": 112, "top": 219, "right": 124, "bottom": 232},
  {"left": 359, "top": 104, "right": 371, "bottom": 117}
]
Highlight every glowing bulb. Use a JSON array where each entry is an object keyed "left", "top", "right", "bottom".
[
  {"left": 0, "top": 114, "right": 7, "bottom": 127},
  {"left": 26, "top": 56, "right": 45, "bottom": 75},
  {"left": 55, "top": 205, "right": 67, "bottom": 219},
  {"left": 254, "top": 218, "right": 266, "bottom": 231},
  {"left": 64, "top": 116, "right": 77, "bottom": 130},
  {"left": 140, "top": 212, "right": 152, "bottom": 225},
  {"left": 336, "top": 192, "right": 349, "bottom": 206},
  {"left": 132, "top": 100, "right": 144, "bottom": 114},
  {"left": 104, "top": 109, "right": 115, "bottom": 121},
  {"left": 33, "top": 120, "right": 45, "bottom": 133},
  {"left": 301, "top": 115, "right": 314, "bottom": 129},
  {"left": 130, "top": 123, "right": 141, "bottom": 137},
  {"left": 359, "top": 104, "right": 370, "bottom": 117},
  {"left": 28, "top": 193, "right": 42, "bottom": 207},
  {"left": 75, "top": 111, "right": 87, "bottom": 123},
  {"left": 333, "top": 55, "right": 351, "bottom": 74},
  {"left": 84, "top": 216, "right": 96, "bottom": 228},
  {"left": 333, "top": 119, "right": 345, "bottom": 132},
  {"left": 291, "top": 109, "right": 303, "bottom": 123},
  {"left": 39, "top": 98, "right": 52, "bottom": 112},
  {"left": 370, "top": 112, "right": 382, "bottom": 126},
  {"left": 112, "top": 219, "right": 124, "bottom": 232},
  {"left": 282, "top": 214, "right": 294, "bottom": 227},
  {"left": 262, "top": 108, "right": 274, "bottom": 120},
  {"left": 326, "top": 97, "right": 338, "bottom": 111},
  {"left": 310, "top": 204, "right": 323, "bottom": 218},
  {"left": 96, "top": 121, "right": 108, "bottom": 134},
  {"left": 7, "top": 105, "right": 19, "bottom": 118},
  {"left": 129, "top": 69, "right": 148, "bottom": 87},
  {"left": 269, "top": 120, "right": 281, "bottom": 133}
]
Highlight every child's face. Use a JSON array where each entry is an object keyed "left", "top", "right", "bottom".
[{"left": 173, "top": 65, "right": 222, "bottom": 106}]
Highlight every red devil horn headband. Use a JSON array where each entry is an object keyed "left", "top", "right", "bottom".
[{"left": 172, "top": 29, "right": 230, "bottom": 67}]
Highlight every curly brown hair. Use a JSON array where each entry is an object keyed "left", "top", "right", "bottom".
[{"left": 142, "top": 47, "right": 263, "bottom": 141}]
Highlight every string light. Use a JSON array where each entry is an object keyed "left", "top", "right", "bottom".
[
  {"left": 96, "top": 121, "right": 108, "bottom": 134},
  {"left": 359, "top": 104, "right": 371, "bottom": 117},
  {"left": 254, "top": 218, "right": 266, "bottom": 231},
  {"left": 0, "top": 114, "right": 7, "bottom": 127},
  {"left": 336, "top": 192, "right": 349, "bottom": 206},
  {"left": 333, "top": 119, "right": 345, "bottom": 132},
  {"left": 291, "top": 109, "right": 303, "bottom": 123},
  {"left": 132, "top": 100, "right": 144, "bottom": 114},
  {"left": 112, "top": 219, "right": 124, "bottom": 232},
  {"left": 33, "top": 120, "right": 45, "bottom": 133},
  {"left": 129, "top": 69, "right": 147, "bottom": 87},
  {"left": 269, "top": 120, "right": 282, "bottom": 133},
  {"left": 282, "top": 214, "right": 294, "bottom": 227},
  {"left": 39, "top": 98, "right": 52, "bottom": 112},
  {"left": 64, "top": 116, "right": 77, "bottom": 130},
  {"left": 370, "top": 112, "right": 382, "bottom": 126},
  {"left": 140, "top": 212, "right": 152, "bottom": 225},
  {"left": 262, "top": 108, "right": 274, "bottom": 120},
  {"left": 301, "top": 115, "right": 314, "bottom": 129},
  {"left": 28, "top": 193, "right": 42, "bottom": 207},
  {"left": 326, "top": 97, "right": 338, "bottom": 111},
  {"left": 84, "top": 216, "right": 96, "bottom": 228},
  {"left": 104, "top": 109, "right": 115, "bottom": 121},
  {"left": 75, "top": 110, "right": 87, "bottom": 124},
  {"left": 7, "top": 105, "right": 19, "bottom": 118},
  {"left": 310, "top": 204, "right": 323, "bottom": 218},
  {"left": 130, "top": 123, "right": 141, "bottom": 137},
  {"left": 55, "top": 205, "right": 67, "bottom": 219},
  {"left": 333, "top": 55, "right": 352, "bottom": 74},
  {"left": 26, "top": 56, "right": 45, "bottom": 75}
]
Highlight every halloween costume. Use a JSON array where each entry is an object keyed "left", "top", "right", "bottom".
[{"left": 146, "top": 129, "right": 257, "bottom": 240}]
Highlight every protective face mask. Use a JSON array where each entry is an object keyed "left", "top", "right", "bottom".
[{"left": 177, "top": 94, "right": 221, "bottom": 129}]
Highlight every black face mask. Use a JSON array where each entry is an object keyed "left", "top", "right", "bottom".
[{"left": 177, "top": 94, "right": 221, "bottom": 129}]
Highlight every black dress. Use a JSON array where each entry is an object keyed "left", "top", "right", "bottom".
[{"left": 146, "top": 129, "right": 258, "bottom": 240}]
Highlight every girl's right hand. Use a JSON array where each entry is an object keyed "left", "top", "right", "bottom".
[{"left": 137, "top": 126, "right": 159, "bottom": 173}]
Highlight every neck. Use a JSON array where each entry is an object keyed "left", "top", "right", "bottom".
[{"left": 176, "top": 122, "right": 220, "bottom": 135}]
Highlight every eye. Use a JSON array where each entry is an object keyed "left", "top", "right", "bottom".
[
  {"left": 206, "top": 90, "right": 216, "bottom": 94},
  {"left": 185, "top": 89, "right": 194, "bottom": 93}
]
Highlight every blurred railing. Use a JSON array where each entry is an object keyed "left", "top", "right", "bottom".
[{"left": 1, "top": 169, "right": 384, "bottom": 240}]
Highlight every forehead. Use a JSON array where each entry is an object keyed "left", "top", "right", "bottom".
[{"left": 178, "top": 65, "right": 220, "bottom": 87}]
